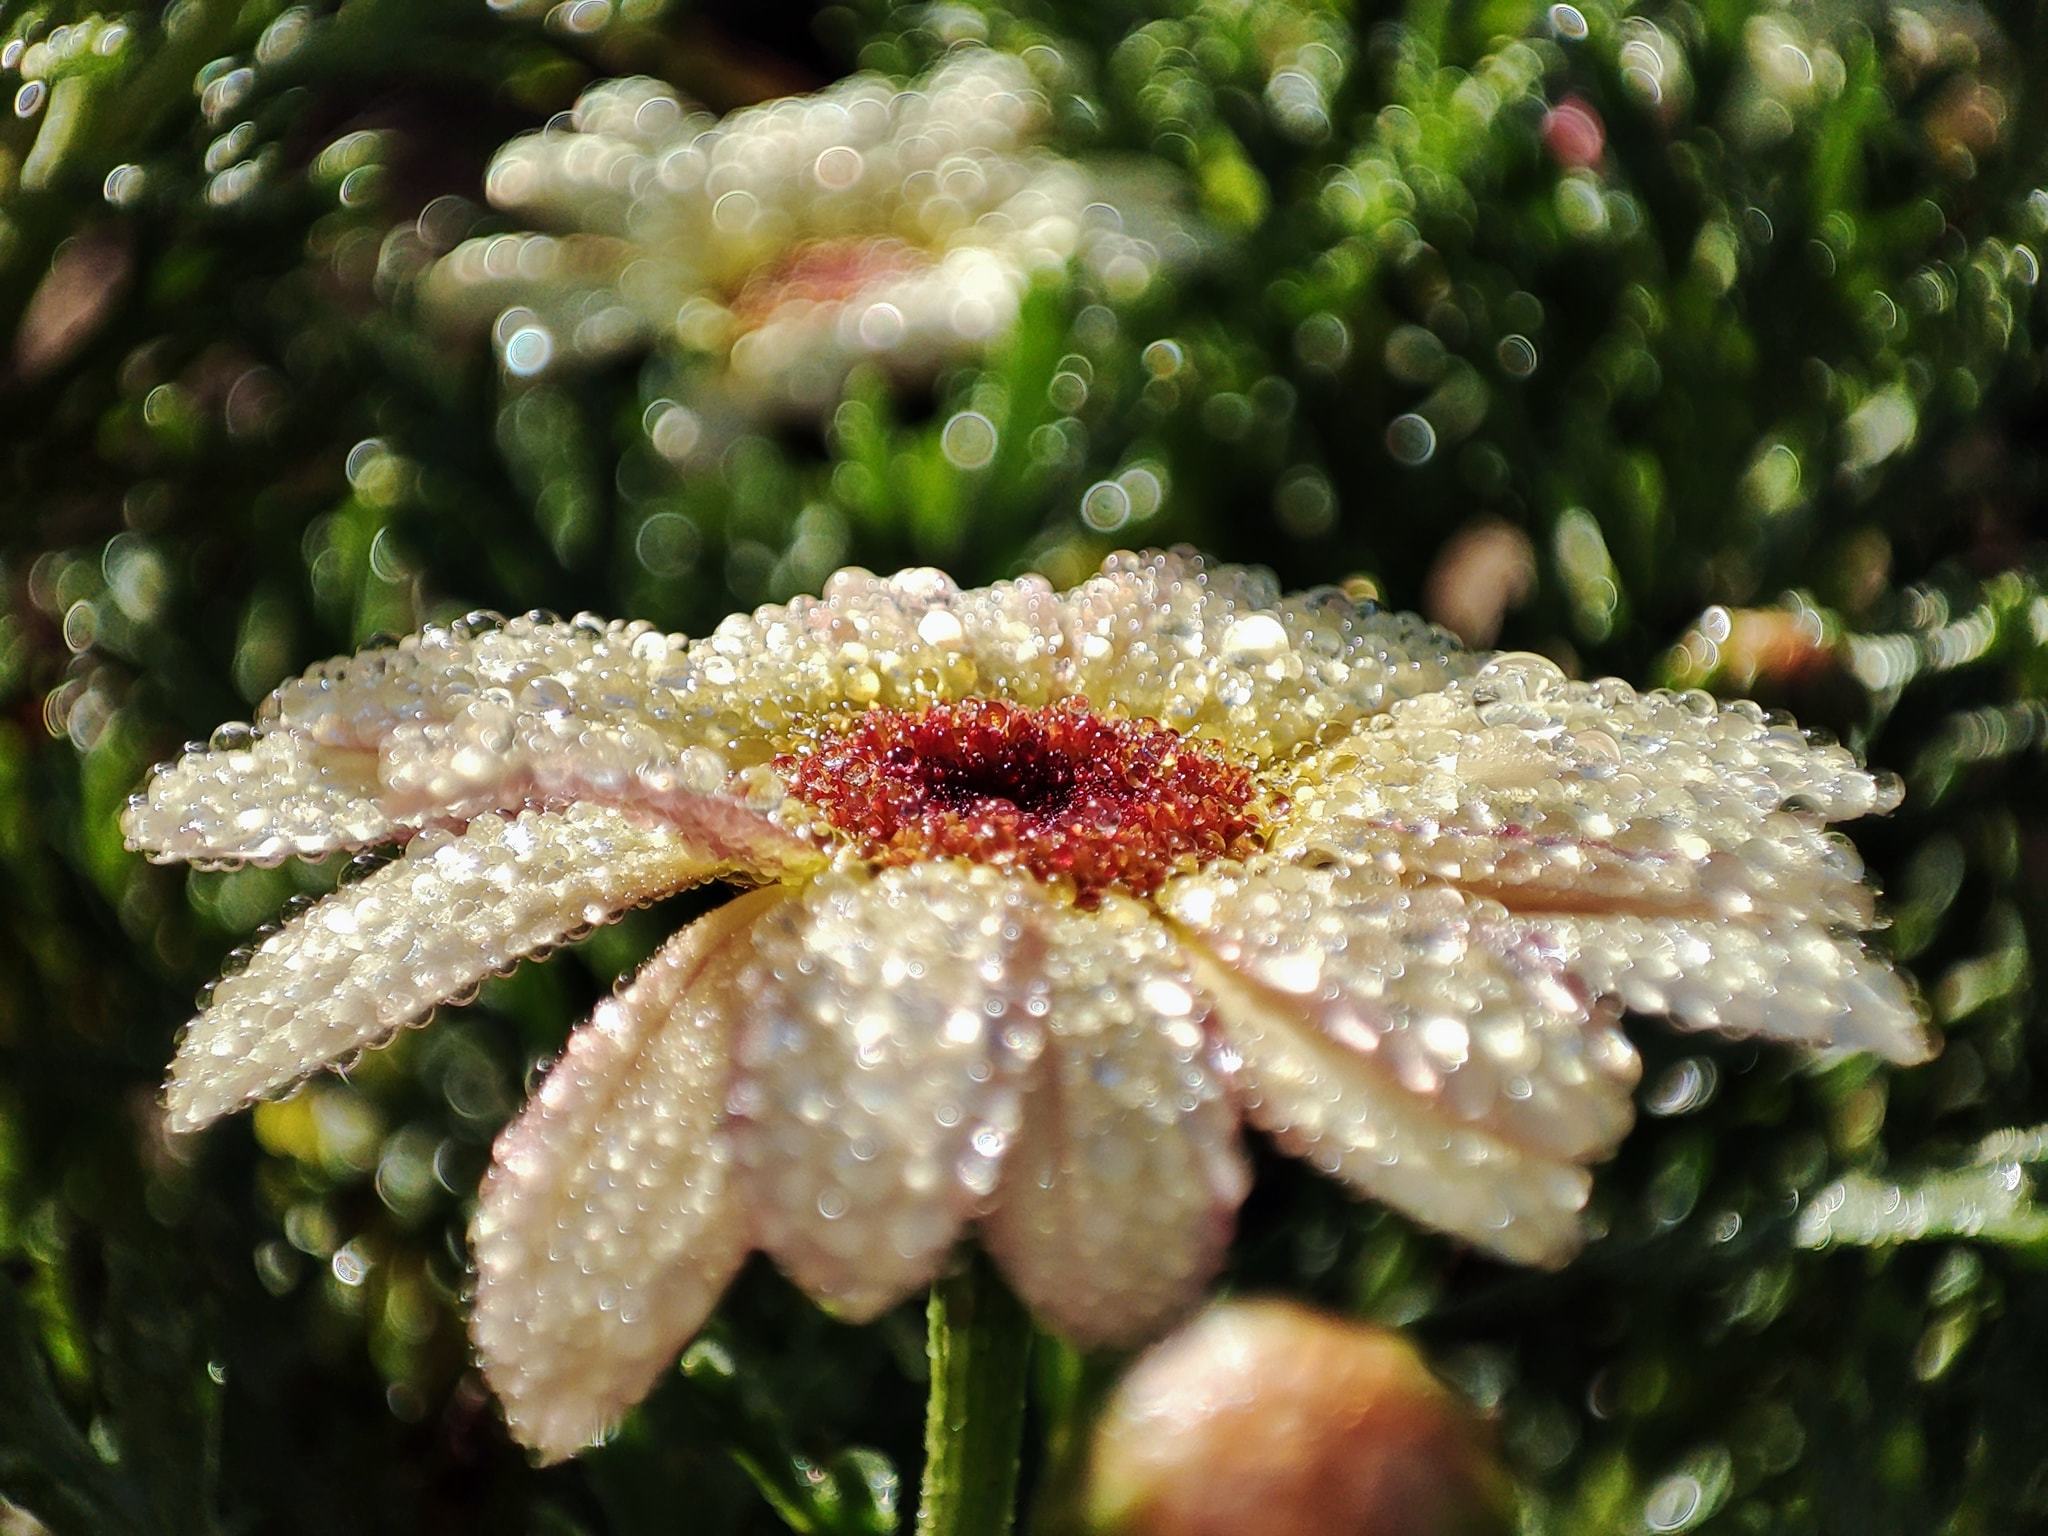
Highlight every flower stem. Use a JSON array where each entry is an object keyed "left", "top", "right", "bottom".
[{"left": 914, "top": 1252, "right": 1033, "bottom": 1536}]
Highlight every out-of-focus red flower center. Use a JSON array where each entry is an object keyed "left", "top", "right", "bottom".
[
  {"left": 779, "top": 699, "right": 1263, "bottom": 905},
  {"left": 728, "top": 237, "right": 931, "bottom": 324}
]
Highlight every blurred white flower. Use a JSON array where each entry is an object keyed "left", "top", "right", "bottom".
[{"left": 425, "top": 51, "right": 1162, "bottom": 422}]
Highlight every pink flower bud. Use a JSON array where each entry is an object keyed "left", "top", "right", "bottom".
[{"left": 1086, "top": 1299, "right": 1513, "bottom": 1536}]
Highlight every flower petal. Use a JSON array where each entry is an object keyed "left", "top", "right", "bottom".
[
  {"left": 981, "top": 896, "right": 1248, "bottom": 1347},
  {"left": 1163, "top": 861, "right": 1641, "bottom": 1266},
  {"left": 1272, "top": 654, "right": 1929, "bottom": 1058},
  {"left": 483, "top": 79, "right": 706, "bottom": 235},
  {"left": 425, "top": 87, "right": 703, "bottom": 349},
  {"left": 166, "top": 804, "right": 727, "bottom": 1132},
  {"left": 1275, "top": 653, "right": 1898, "bottom": 924},
  {"left": 260, "top": 611, "right": 669, "bottom": 750},
  {"left": 1513, "top": 912, "right": 1929, "bottom": 1063},
  {"left": 123, "top": 729, "right": 396, "bottom": 866},
  {"left": 1060, "top": 549, "right": 1478, "bottom": 760},
  {"left": 471, "top": 886, "right": 777, "bottom": 1463},
  {"left": 124, "top": 612, "right": 819, "bottom": 874},
  {"left": 655, "top": 551, "right": 1473, "bottom": 767},
  {"left": 475, "top": 56, "right": 1041, "bottom": 249},
  {"left": 422, "top": 232, "right": 660, "bottom": 366},
  {"left": 729, "top": 863, "right": 1047, "bottom": 1320},
  {"left": 659, "top": 565, "right": 1072, "bottom": 741},
  {"left": 125, "top": 613, "right": 654, "bottom": 862},
  {"left": 373, "top": 718, "right": 819, "bottom": 875}
]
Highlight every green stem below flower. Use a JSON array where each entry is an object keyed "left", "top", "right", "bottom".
[{"left": 914, "top": 1252, "right": 1034, "bottom": 1536}]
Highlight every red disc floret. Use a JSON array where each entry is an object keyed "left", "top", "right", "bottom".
[{"left": 779, "top": 698, "right": 1263, "bottom": 905}]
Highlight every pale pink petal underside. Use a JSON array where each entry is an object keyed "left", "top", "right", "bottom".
[
  {"left": 165, "top": 804, "right": 725, "bottom": 1133},
  {"left": 1164, "top": 861, "right": 1641, "bottom": 1267},
  {"left": 472, "top": 887, "right": 780, "bottom": 1463},
  {"left": 728, "top": 864, "right": 1049, "bottom": 1321},
  {"left": 981, "top": 897, "right": 1249, "bottom": 1348}
]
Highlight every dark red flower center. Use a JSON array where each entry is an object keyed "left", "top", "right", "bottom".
[{"left": 779, "top": 699, "right": 1264, "bottom": 905}]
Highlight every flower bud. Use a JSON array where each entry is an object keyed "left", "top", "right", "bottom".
[{"left": 1086, "top": 1299, "right": 1512, "bottom": 1536}]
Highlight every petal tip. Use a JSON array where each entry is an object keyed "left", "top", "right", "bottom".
[
  {"left": 785, "top": 1266, "right": 934, "bottom": 1327},
  {"left": 1876, "top": 1017, "right": 1940, "bottom": 1069},
  {"left": 162, "top": 1069, "right": 232, "bottom": 1135},
  {"left": 1521, "top": 1222, "right": 1587, "bottom": 1272},
  {"left": 490, "top": 1386, "right": 618, "bottom": 1466},
  {"left": 1837, "top": 951, "right": 1938, "bottom": 1067},
  {"left": 465, "top": 900, "right": 766, "bottom": 1467}
]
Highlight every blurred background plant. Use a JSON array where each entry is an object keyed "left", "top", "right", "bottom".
[{"left": 3, "top": 0, "right": 2048, "bottom": 1529}]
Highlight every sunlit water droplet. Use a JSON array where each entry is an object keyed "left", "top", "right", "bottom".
[
  {"left": 941, "top": 410, "right": 998, "bottom": 470},
  {"left": 1081, "top": 479, "right": 1132, "bottom": 531}
]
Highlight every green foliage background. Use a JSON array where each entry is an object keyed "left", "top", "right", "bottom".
[{"left": 4, "top": 0, "right": 2048, "bottom": 1530}]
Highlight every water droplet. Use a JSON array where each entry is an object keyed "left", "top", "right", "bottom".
[
  {"left": 1117, "top": 463, "right": 1164, "bottom": 520},
  {"left": 1080, "top": 479, "right": 1131, "bottom": 531},
  {"left": 1645, "top": 1057, "right": 1718, "bottom": 1116},
  {"left": 635, "top": 511, "right": 700, "bottom": 575},
  {"left": 1048, "top": 369, "right": 1089, "bottom": 413},
  {"left": 103, "top": 162, "right": 145, "bottom": 206},
  {"left": 330, "top": 1241, "right": 371, "bottom": 1287},
  {"left": 940, "top": 410, "right": 998, "bottom": 470},
  {"left": 501, "top": 323, "right": 554, "bottom": 377},
  {"left": 1386, "top": 413, "right": 1437, "bottom": 466},
  {"left": 1221, "top": 614, "right": 1289, "bottom": 664},
  {"left": 1497, "top": 333, "right": 1538, "bottom": 377},
  {"left": 646, "top": 401, "right": 703, "bottom": 461},
  {"left": 1294, "top": 311, "right": 1351, "bottom": 370},
  {"left": 1645, "top": 1476, "right": 1702, "bottom": 1531},
  {"left": 1141, "top": 338, "right": 1184, "bottom": 377},
  {"left": 1276, "top": 466, "right": 1336, "bottom": 536},
  {"left": 813, "top": 144, "right": 863, "bottom": 190},
  {"left": 857, "top": 301, "right": 904, "bottom": 349}
]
